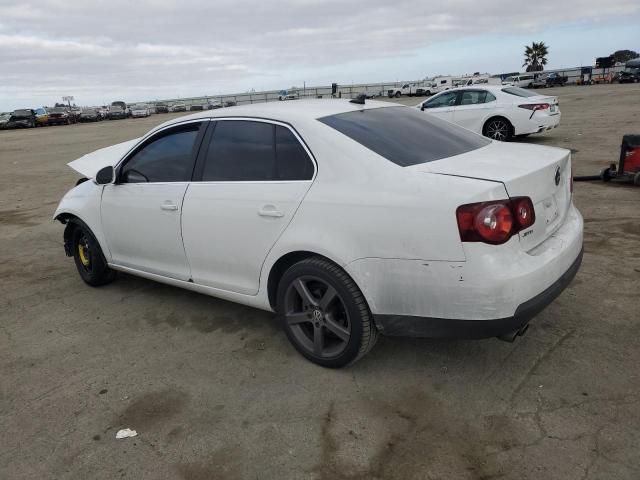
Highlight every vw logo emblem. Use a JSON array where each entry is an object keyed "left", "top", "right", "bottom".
[
  {"left": 554, "top": 166, "right": 561, "bottom": 186},
  {"left": 312, "top": 309, "right": 323, "bottom": 322}
]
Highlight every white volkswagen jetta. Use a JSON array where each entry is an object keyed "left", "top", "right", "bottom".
[
  {"left": 417, "top": 85, "right": 561, "bottom": 141},
  {"left": 55, "top": 99, "right": 583, "bottom": 367}
]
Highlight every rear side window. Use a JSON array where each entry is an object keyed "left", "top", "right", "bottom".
[
  {"left": 318, "top": 106, "right": 489, "bottom": 167},
  {"left": 121, "top": 124, "right": 201, "bottom": 182},
  {"left": 275, "top": 126, "right": 314, "bottom": 180},
  {"left": 201, "top": 121, "right": 314, "bottom": 181},
  {"left": 203, "top": 121, "right": 274, "bottom": 181},
  {"left": 459, "top": 90, "right": 497, "bottom": 105},
  {"left": 501, "top": 87, "right": 538, "bottom": 98}
]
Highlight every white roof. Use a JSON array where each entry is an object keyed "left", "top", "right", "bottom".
[{"left": 153, "top": 99, "right": 399, "bottom": 132}]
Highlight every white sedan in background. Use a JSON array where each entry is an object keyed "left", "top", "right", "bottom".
[
  {"left": 54, "top": 100, "right": 582, "bottom": 367},
  {"left": 131, "top": 105, "right": 151, "bottom": 118},
  {"left": 418, "top": 85, "right": 561, "bottom": 141}
]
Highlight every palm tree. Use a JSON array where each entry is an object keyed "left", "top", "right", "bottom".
[{"left": 523, "top": 42, "right": 549, "bottom": 72}]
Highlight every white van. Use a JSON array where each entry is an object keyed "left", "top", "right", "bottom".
[{"left": 502, "top": 74, "right": 535, "bottom": 88}]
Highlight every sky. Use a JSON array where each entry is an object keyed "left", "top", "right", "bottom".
[{"left": 0, "top": 0, "right": 638, "bottom": 110}]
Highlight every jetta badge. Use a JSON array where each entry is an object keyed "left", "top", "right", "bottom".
[{"left": 554, "top": 166, "right": 561, "bottom": 186}]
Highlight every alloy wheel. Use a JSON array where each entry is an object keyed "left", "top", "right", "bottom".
[
  {"left": 284, "top": 276, "right": 351, "bottom": 358},
  {"left": 486, "top": 119, "right": 510, "bottom": 141}
]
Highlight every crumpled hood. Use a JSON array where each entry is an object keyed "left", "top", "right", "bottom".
[{"left": 67, "top": 138, "right": 140, "bottom": 178}]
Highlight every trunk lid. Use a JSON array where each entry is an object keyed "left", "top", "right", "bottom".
[{"left": 418, "top": 142, "right": 572, "bottom": 251}]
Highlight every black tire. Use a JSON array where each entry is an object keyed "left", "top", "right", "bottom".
[
  {"left": 276, "top": 257, "right": 378, "bottom": 368},
  {"left": 394, "top": 91, "right": 401, "bottom": 98},
  {"left": 70, "top": 222, "right": 116, "bottom": 286},
  {"left": 483, "top": 117, "right": 513, "bottom": 141}
]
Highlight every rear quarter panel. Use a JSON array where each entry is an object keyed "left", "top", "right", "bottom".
[{"left": 264, "top": 122, "right": 510, "bottom": 269}]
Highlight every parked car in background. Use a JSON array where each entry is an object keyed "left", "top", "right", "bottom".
[
  {"left": 55, "top": 100, "right": 582, "bottom": 367},
  {"left": 131, "top": 105, "right": 151, "bottom": 118},
  {"left": 48, "top": 107, "right": 73, "bottom": 125},
  {"left": 0, "top": 112, "right": 12, "bottom": 129},
  {"left": 530, "top": 74, "right": 548, "bottom": 89},
  {"left": 155, "top": 103, "right": 169, "bottom": 113},
  {"left": 69, "top": 107, "right": 82, "bottom": 122},
  {"left": 108, "top": 106, "right": 127, "bottom": 120},
  {"left": 617, "top": 71, "right": 640, "bottom": 83},
  {"left": 387, "top": 83, "right": 428, "bottom": 98},
  {"left": 502, "top": 74, "right": 535, "bottom": 88},
  {"left": 33, "top": 107, "right": 49, "bottom": 126},
  {"left": 418, "top": 85, "right": 561, "bottom": 141},
  {"left": 278, "top": 89, "right": 299, "bottom": 100},
  {"left": 171, "top": 103, "right": 187, "bottom": 112},
  {"left": 111, "top": 101, "right": 130, "bottom": 117},
  {"left": 7, "top": 109, "right": 38, "bottom": 128},
  {"left": 223, "top": 100, "right": 237, "bottom": 107},
  {"left": 79, "top": 108, "right": 101, "bottom": 122},
  {"left": 189, "top": 104, "right": 204, "bottom": 111},
  {"left": 545, "top": 73, "right": 568, "bottom": 87},
  {"left": 207, "top": 100, "right": 223, "bottom": 109}
]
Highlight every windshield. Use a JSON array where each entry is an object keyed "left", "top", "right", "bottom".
[
  {"left": 82, "top": 109, "right": 96, "bottom": 113},
  {"left": 14, "top": 109, "right": 32, "bottom": 116},
  {"left": 501, "top": 87, "right": 538, "bottom": 98},
  {"left": 51, "top": 107, "right": 67, "bottom": 113},
  {"left": 318, "top": 106, "right": 490, "bottom": 167},
  {"left": 111, "top": 106, "right": 124, "bottom": 112}
]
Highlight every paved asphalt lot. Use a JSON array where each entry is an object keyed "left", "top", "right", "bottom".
[{"left": 1, "top": 84, "right": 639, "bottom": 479}]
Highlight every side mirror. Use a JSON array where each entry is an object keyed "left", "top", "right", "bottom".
[
  {"left": 95, "top": 166, "right": 114, "bottom": 185},
  {"left": 421, "top": 104, "right": 427, "bottom": 111}
]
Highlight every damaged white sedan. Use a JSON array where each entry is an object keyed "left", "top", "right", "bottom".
[{"left": 54, "top": 99, "right": 583, "bottom": 367}]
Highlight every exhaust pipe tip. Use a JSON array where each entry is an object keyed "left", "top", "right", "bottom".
[{"left": 497, "top": 324, "right": 529, "bottom": 343}]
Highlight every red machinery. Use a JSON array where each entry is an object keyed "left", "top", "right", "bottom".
[{"left": 574, "top": 135, "right": 640, "bottom": 186}]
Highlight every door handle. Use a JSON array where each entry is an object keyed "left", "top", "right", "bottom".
[
  {"left": 160, "top": 203, "right": 178, "bottom": 211},
  {"left": 258, "top": 205, "right": 284, "bottom": 218}
]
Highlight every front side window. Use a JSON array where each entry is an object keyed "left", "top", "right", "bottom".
[
  {"left": 425, "top": 91, "right": 457, "bottom": 108},
  {"left": 120, "top": 124, "right": 201, "bottom": 183},
  {"left": 319, "top": 106, "right": 490, "bottom": 167}
]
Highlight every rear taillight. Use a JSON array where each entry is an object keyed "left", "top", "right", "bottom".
[
  {"left": 456, "top": 197, "right": 536, "bottom": 245},
  {"left": 518, "top": 103, "right": 550, "bottom": 111}
]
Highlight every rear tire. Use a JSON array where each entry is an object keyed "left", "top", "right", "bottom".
[
  {"left": 71, "top": 223, "right": 116, "bottom": 286},
  {"left": 483, "top": 117, "right": 513, "bottom": 142},
  {"left": 276, "top": 257, "right": 378, "bottom": 368}
]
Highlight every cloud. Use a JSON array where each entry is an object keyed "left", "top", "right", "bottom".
[{"left": 0, "top": 0, "right": 638, "bottom": 108}]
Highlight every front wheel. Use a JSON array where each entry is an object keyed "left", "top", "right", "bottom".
[
  {"left": 277, "top": 257, "right": 378, "bottom": 368},
  {"left": 483, "top": 118, "right": 513, "bottom": 141},
  {"left": 394, "top": 91, "right": 401, "bottom": 98},
  {"left": 71, "top": 223, "right": 116, "bottom": 286}
]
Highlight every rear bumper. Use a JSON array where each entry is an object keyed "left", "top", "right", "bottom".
[
  {"left": 374, "top": 247, "right": 582, "bottom": 338},
  {"left": 518, "top": 112, "right": 561, "bottom": 135}
]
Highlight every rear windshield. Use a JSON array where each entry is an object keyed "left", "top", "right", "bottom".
[
  {"left": 501, "top": 87, "right": 538, "bottom": 98},
  {"left": 318, "top": 106, "right": 489, "bottom": 166}
]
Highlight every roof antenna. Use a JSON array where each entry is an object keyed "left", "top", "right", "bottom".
[{"left": 350, "top": 94, "right": 366, "bottom": 105}]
